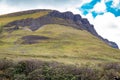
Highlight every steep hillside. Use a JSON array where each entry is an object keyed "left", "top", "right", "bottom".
[
  {"left": 0, "top": 9, "right": 120, "bottom": 65},
  {"left": 2, "top": 10, "right": 118, "bottom": 48}
]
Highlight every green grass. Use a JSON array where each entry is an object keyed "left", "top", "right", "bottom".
[
  {"left": 0, "top": 24, "right": 120, "bottom": 65},
  {"left": 0, "top": 10, "right": 50, "bottom": 25}
]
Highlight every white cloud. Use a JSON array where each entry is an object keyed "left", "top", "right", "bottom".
[
  {"left": 92, "top": 0, "right": 106, "bottom": 13},
  {"left": 89, "top": 12, "right": 120, "bottom": 48},
  {"left": 0, "top": 0, "right": 93, "bottom": 15},
  {"left": 112, "top": 0, "right": 120, "bottom": 9},
  {"left": 0, "top": 0, "right": 34, "bottom": 15},
  {"left": 0, "top": 3, "right": 20, "bottom": 14},
  {"left": 0, "top": 0, "right": 13, "bottom": 14},
  {"left": 83, "top": 13, "right": 94, "bottom": 24},
  {"left": 0, "top": 0, "right": 84, "bottom": 15}
]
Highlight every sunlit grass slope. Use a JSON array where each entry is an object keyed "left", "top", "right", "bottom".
[
  {"left": 0, "top": 10, "right": 51, "bottom": 25},
  {"left": 0, "top": 24, "right": 120, "bottom": 65}
]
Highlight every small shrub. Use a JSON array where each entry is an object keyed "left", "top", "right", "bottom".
[
  {"left": 102, "top": 62, "right": 120, "bottom": 72},
  {"left": 101, "top": 69, "right": 120, "bottom": 80},
  {"left": 0, "top": 23, "right": 3, "bottom": 34},
  {"left": 26, "top": 69, "right": 45, "bottom": 80},
  {"left": 76, "top": 67, "right": 102, "bottom": 80},
  {"left": 26, "top": 64, "right": 78, "bottom": 80},
  {"left": 13, "top": 74, "right": 26, "bottom": 80},
  {"left": 0, "top": 59, "right": 13, "bottom": 70},
  {"left": 4, "top": 68, "right": 15, "bottom": 79},
  {"left": 14, "top": 59, "right": 45, "bottom": 75},
  {"left": 14, "top": 61, "right": 26, "bottom": 74}
]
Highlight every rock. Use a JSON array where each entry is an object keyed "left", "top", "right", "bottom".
[
  {"left": 13, "top": 25, "right": 19, "bottom": 30},
  {"left": 103, "top": 39, "right": 119, "bottom": 49},
  {"left": 49, "top": 10, "right": 74, "bottom": 20},
  {"left": 63, "top": 11, "right": 74, "bottom": 20}
]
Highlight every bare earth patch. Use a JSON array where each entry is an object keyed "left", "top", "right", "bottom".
[{"left": 21, "top": 35, "right": 49, "bottom": 44}]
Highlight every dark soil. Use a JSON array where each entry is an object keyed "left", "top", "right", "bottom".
[{"left": 21, "top": 35, "right": 49, "bottom": 44}]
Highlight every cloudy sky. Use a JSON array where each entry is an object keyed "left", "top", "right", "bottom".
[{"left": 0, "top": 0, "right": 120, "bottom": 48}]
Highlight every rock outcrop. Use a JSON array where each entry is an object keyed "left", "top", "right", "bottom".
[{"left": 4, "top": 10, "right": 119, "bottom": 49}]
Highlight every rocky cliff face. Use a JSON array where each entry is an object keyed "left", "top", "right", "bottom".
[
  {"left": 49, "top": 11, "right": 119, "bottom": 49},
  {"left": 4, "top": 10, "right": 119, "bottom": 49}
]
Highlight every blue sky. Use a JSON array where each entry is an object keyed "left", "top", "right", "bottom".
[
  {"left": 0, "top": 0, "right": 120, "bottom": 48},
  {"left": 80, "top": 0, "right": 101, "bottom": 16},
  {"left": 80, "top": 0, "right": 120, "bottom": 17}
]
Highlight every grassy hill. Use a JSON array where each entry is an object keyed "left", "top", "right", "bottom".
[
  {"left": 0, "top": 10, "right": 120, "bottom": 65},
  {"left": 0, "top": 23, "right": 120, "bottom": 65},
  {"left": 0, "top": 9, "right": 120, "bottom": 80}
]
